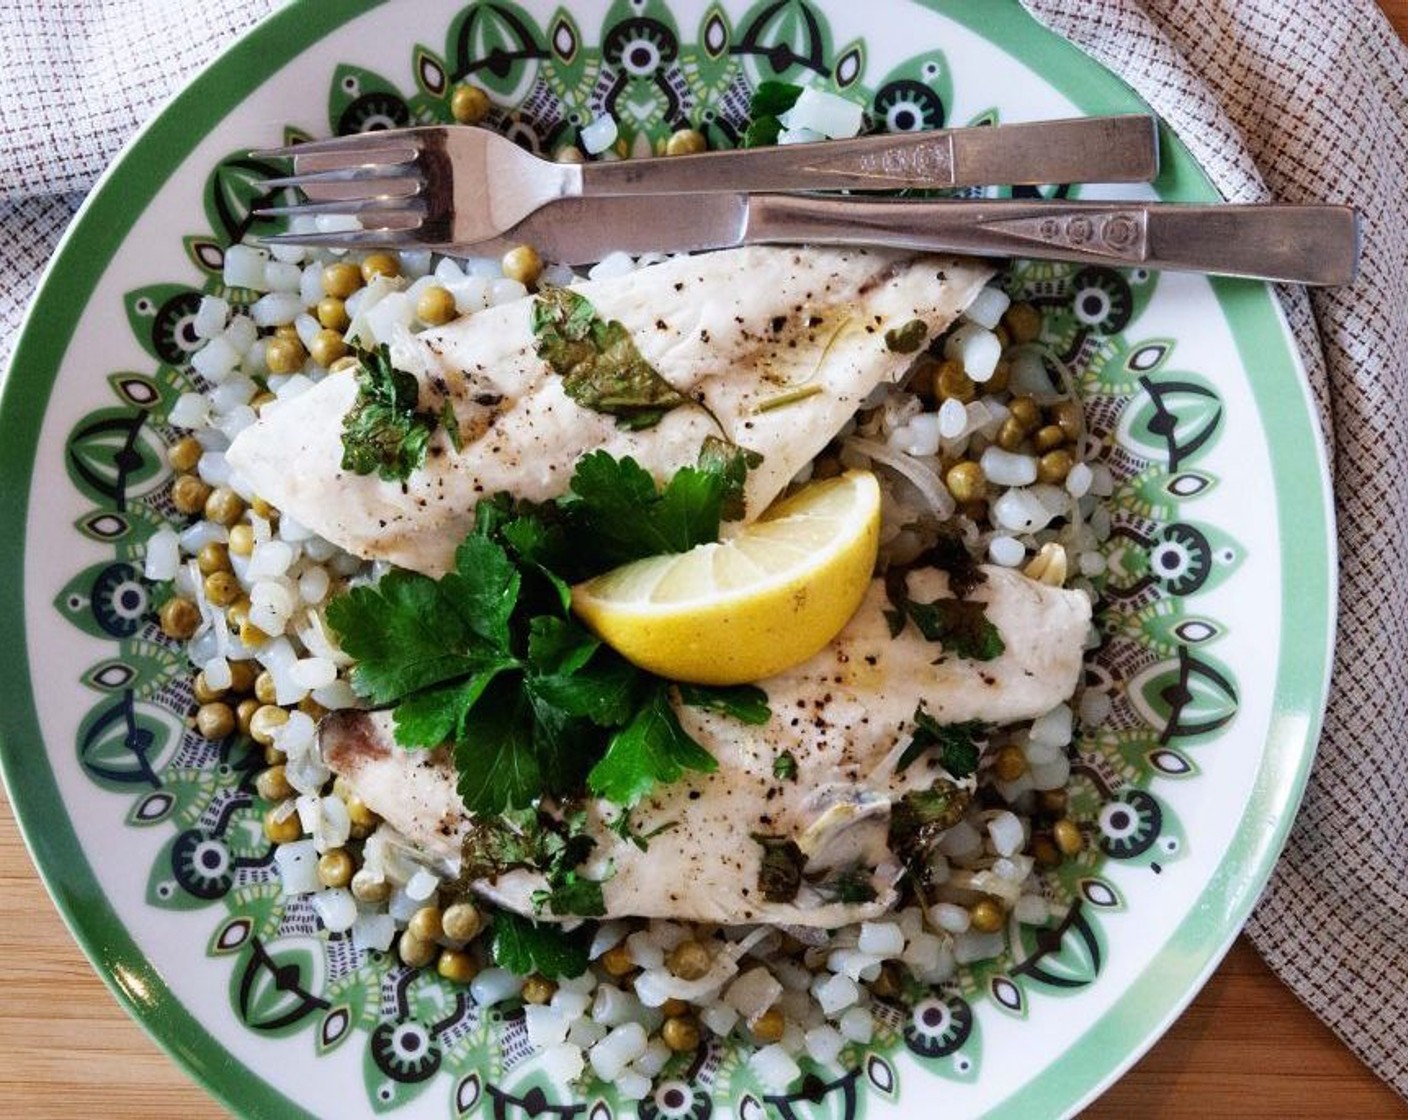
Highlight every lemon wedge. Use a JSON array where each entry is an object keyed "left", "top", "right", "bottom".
[{"left": 571, "top": 470, "right": 882, "bottom": 685}]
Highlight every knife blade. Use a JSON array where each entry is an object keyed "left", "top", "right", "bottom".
[{"left": 455, "top": 192, "right": 1359, "bottom": 286}]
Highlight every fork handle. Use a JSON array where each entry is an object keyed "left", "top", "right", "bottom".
[
  {"left": 579, "top": 115, "right": 1159, "bottom": 194},
  {"left": 744, "top": 196, "right": 1361, "bottom": 286}
]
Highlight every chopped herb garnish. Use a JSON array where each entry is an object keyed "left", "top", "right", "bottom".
[
  {"left": 608, "top": 807, "right": 679, "bottom": 852},
  {"left": 752, "top": 833, "right": 805, "bottom": 903},
  {"left": 490, "top": 910, "right": 590, "bottom": 979},
  {"left": 462, "top": 808, "right": 605, "bottom": 918},
  {"left": 531, "top": 285, "right": 689, "bottom": 430},
  {"left": 924, "top": 530, "right": 987, "bottom": 598},
  {"left": 908, "top": 598, "right": 1006, "bottom": 660},
  {"left": 885, "top": 569, "right": 1006, "bottom": 661},
  {"left": 773, "top": 750, "right": 799, "bottom": 782},
  {"left": 896, "top": 708, "right": 986, "bottom": 776},
  {"left": 744, "top": 80, "right": 805, "bottom": 148},
  {"left": 884, "top": 318, "right": 928, "bottom": 353},
  {"left": 340, "top": 344, "right": 441, "bottom": 481}
]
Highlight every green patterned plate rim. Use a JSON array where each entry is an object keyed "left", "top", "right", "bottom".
[{"left": 0, "top": 1, "right": 1334, "bottom": 1118}]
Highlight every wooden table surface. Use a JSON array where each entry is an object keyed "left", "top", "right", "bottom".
[{"left": 5, "top": 5, "right": 1408, "bottom": 1118}]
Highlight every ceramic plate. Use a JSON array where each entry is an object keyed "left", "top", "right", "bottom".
[{"left": 0, "top": 1, "right": 1334, "bottom": 1117}]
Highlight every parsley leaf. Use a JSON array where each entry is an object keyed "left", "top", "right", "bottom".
[
  {"left": 588, "top": 685, "right": 718, "bottom": 806},
  {"left": 340, "top": 344, "right": 440, "bottom": 481},
  {"left": 530, "top": 655, "right": 641, "bottom": 727},
  {"left": 677, "top": 683, "right": 772, "bottom": 726},
  {"left": 531, "top": 286, "right": 689, "bottom": 430},
  {"left": 744, "top": 81, "right": 804, "bottom": 148},
  {"left": 443, "top": 534, "right": 523, "bottom": 647},
  {"left": 490, "top": 910, "right": 590, "bottom": 979},
  {"left": 325, "top": 570, "right": 504, "bottom": 705},
  {"left": 884, "top": 568, "right": 1005, "bottom": 661},
  {"left": 562, "top": 452, "right": 726, "bottom": 568},
  {"left": 697, "top": 435, "right": 764, "bottom": 522},
  {"left": 455, "top": 679, "right": 544, "bottom": 813},
  {"left": 896, "top": 708, "right": 987, "bottom": 776},
  {"left": 907, "top": 598, "right": 1006, "bottom": 660},
  {"left": 772, "top": 750, "right": 799, "bottom": 782},
  {"left": 393, "top": 668, "right": 509, "bottom": 748}
]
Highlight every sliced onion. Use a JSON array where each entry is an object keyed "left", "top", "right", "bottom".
[{"left": 844, "top": 435, "right": 956, "bottom": 519}]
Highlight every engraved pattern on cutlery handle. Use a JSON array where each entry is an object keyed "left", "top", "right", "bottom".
[
  {"left": 792, "top": 134, "right": 956, "bottom": 188},
  {"left": 746, "top": 196, "right": 1359, "bottom": 285},
  {"left": 977, "top": 208, "right": 1150, "bottom": 263}
]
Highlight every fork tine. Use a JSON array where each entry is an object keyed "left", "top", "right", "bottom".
[
  {"left": 255, "top": 226, "right": 426, "bottom": 250},
  {"left": 254, "top": 196, "right": 426, "bottom": 219},
  {"left": 251, "top": 132, "right": 423, "bottom": 160},
  {"left": 258, "top": 162, "right": 419, "bottom": 190}
]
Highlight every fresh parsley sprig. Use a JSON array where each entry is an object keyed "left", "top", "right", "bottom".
[
  {"left": 743, "top": 80, "right": 805, "bottom": 148},
  {"left": 325, "top": 452, "right": 772, "bottom": 825}
]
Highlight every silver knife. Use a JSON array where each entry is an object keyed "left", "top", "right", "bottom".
[{"left": 458, "top": 192, "right": 1360, "bottom": 286}]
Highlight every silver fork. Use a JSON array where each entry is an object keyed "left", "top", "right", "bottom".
[{"left": 251, "top": 115, "right": 1159, "bottom": 251}]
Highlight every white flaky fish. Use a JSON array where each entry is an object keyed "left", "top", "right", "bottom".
[
  {"left": 321, "top": 566, "right": 1090, "bottom": 927},
  {"left": 228, "top": 246, "right": 993, "bottom": 576}
]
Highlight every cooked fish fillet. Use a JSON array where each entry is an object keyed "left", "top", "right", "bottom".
[
  {"left": 228, "top": 247, "right": 993, "bottom": 576},
  {"left": 321, "top": 566, "right": 1090, "bottom": 926}
]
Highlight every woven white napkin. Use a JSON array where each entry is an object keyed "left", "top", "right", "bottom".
[
  {"left": 2, "top": 0, "right": 1405, "bottom": 1099},
  {"left": 1020, "top": 2, "right": 1408, "bottom": 1096}
]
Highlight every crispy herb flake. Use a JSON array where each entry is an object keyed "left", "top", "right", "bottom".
[
  {"left": 884, "top": 318, "right": 928, "bottom": 354},
  {"left": 531, "top": 286, "right": 689, "bottom": 430},
  {"left": 888, "top": 780, "right": 971, "bottom": 857},
  {"left": 752, "top": 833, "right": 805, "bottom": 903},
  {"left": 339, "top": 344, "right": 441, "bottom": 481}
]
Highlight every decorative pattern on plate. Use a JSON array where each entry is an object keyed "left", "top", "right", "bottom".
[{"left": 53, "top": 2, "right": 1242, "bottom": 1115}]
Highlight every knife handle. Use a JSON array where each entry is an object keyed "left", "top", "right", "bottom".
[
  {"left": 580, "top": 115, "right": 1159, "bottom": 194},
  {"left": 745, "top": 196, "right": 1361, "bottom": 286}
]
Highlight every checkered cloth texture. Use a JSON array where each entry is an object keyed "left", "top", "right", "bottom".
[{"left": 2, "top": 0, "right": 1405, "bottom": 1099}]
